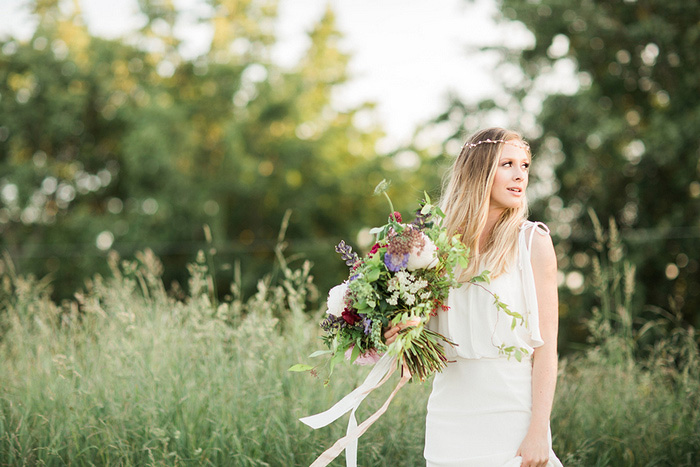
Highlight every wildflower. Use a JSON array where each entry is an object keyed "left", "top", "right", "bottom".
[
  {"left": 341, "top": 308, "right": 362, "bottom": 325},
  {"left": 361, "top": 315, "right": 372, "bottom": 335},
  {"left": 335, "top": 240, "right": 359, "bottom": 268},
  {"left": 384, "top": 252, "right": 409, "bottom": 272}
]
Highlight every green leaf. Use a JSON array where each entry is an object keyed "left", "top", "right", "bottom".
[
  {"left": 288, "top": 364, "right": 314, "bottom": 372},
  {"left": 308, "top": 350, "right": 333, "bottom": 358},
  {"left": 328, "top": 349, "right": 345, "bottom": 376},
  {"left": 350, "top": 344, "right": 361, "bottom": 363},
  {"left": 365, "top": 268, "right": 381, "bottom": 282},
  {"left": 514, "top": 349, "right": 522, "bottom": 362}
]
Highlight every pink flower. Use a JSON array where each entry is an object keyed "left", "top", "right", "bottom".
[
  {"left": 390, "top": 211, "right": 402, "bottom": 223},
  {"left": 369, "top": 243, "right": 381, "bottom": 255},
  {"left": 345, "top": 346, "right": 383, "bottom": 366}
]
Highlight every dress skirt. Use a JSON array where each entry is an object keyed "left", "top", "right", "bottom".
[{"left": 424, "top": 357, "right": 562, "bottom": 467}]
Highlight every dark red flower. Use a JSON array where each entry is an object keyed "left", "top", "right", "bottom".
[
  {"left": 369, "top": 243, "right": 381, "bottom": 255},
  {"left": 390, "top": 211, "right": 402, "bottom": 223},
  {"left": 341, "top": 308, "right": 362, "bottom": 325}
]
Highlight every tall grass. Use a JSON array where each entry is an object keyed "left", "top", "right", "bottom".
[
  {"left": 551, "top": 213, "right": 700, "bottom": 466},
  {"left": 0, "top": 217, "right": 698, "bottom": 466}
]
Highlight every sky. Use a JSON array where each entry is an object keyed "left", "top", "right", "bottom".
[{"left": 0, "top": 0, "right": 538, "bottom": 147}]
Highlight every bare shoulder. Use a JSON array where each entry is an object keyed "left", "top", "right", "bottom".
[{"left": 529, "top": 225, "right": 557, "bottom": 273}]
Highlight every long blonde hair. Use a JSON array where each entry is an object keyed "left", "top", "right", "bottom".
[{"left": 439, "top": 127, "right": 530, "bottom": 281}]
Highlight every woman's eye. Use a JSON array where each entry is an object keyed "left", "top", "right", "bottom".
[{"left": 503, "top": 161, "right": 512, "bottom": 167}]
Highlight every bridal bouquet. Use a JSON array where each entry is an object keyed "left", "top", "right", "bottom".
[
  {"left": 294, "top": 181, "right": 491, "bottom": 467},
  {"left": 306, "top": 180, "right": 477, "bottom": 382}
]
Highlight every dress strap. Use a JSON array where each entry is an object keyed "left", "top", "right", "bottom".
[{"left": 520, "top": 221, "right": 550, "bottom": 254}]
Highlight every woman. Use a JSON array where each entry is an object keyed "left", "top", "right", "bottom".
[{"left": 385, "top": 128, "right": 563, "bottom": 467}]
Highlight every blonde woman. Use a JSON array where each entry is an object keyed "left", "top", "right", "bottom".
[{"left": 385, "top": 128, "right": 563, "bottom": 467}]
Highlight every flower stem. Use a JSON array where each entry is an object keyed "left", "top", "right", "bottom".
[{"left": 383, "top": 192, "right": 395, "bottom": 216}]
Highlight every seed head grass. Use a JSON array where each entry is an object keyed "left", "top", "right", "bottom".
[{"left": 0, "top": 217, "right": 698, "bottom": 466}]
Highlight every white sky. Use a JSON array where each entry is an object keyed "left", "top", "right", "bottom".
[{"left": 0, "top": 0, "right": 538, "bottom": 147}]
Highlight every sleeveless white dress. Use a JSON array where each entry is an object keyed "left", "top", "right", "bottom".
[{"left": 424, "top": 221, "right": 563, "bottom": 467}]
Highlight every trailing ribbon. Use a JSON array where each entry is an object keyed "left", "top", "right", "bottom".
[{"left": 300, "top": 353, "right": 411, "bottom": 467}]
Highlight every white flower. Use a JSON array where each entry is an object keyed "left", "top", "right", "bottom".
[
  {"left": 326, "top": 282, "right": 348, "bottom": 317},
  {"left": 406, "top": 234, "right": 438, "bottom": 271}
]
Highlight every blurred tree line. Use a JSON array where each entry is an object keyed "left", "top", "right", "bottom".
[
  {"left": 2, "top": 0, "right": 699, "bottom": 352},
  {"left": 421, "top": 0, "right": 700, "bottom": 344},
  {"left": 0, "top": 0, "right": 439, "bottom": 302},
  {"left": 509, "top": 0, "right": 700, "bottom": 338}
]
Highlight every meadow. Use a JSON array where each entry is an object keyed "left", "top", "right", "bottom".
[{"left": 0, "top": 225, "right": 698, "bottom": 466}]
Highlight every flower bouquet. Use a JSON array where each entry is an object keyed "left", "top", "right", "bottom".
[
  {"left": 314, "top": 180, "right": 477, "bottom": 382},
  {"left": 293, "top": 181, "right": 493, "bottom": 467},
  {"left": 295, "top": 181, "right": 528, "bottom": 467}
]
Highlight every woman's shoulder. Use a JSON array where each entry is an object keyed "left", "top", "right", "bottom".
[
  {"left": 519, "top": 219, "right": 550, "bottom": 236},
  {"left": 522, "top": 220, "right": 557, "bottom": 272}
]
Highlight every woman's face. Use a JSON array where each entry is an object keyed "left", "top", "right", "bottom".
[{"left": 489, "top": 141, "right": 530, "bottom": 212}]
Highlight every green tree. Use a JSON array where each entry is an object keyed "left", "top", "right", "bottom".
[
  {"left": 492, "top": 0, "right": 700, "bottom": 333},
  {"left": 406, "top": 0, "right": 700, "bottom": 346},
  {"left": 0, "top": 1, "right": 422, "bottom": 300}
]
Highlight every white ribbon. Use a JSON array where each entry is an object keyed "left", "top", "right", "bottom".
[{"left": 300, "top": 353, "right": 409, "bottom": 467}]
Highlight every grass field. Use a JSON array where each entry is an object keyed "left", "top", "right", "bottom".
[{"left": 0, "top": 236, "right": 698, "bottom": 466}]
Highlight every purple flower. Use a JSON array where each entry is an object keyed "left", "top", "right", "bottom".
[
  {"left": 335, "top": 240, "right": 360, "bottom": 268},
  {"left": 361, "top": 316, "right": 372, "bottom": 335},
  {"left": 384, "top": 252, "right": 409, "bottom": 272}
]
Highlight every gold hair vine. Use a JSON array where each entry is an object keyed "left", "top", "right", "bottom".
[{"left": 462, "top": 138, "right": 530, "bottom": 151}]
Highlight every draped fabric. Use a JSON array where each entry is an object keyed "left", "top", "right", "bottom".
[
  {"left": 424, "top": 221, "right": 563, "bottom": 467},
  {"left": 426, "top": 221, "right": 548, "bottom": 360}
]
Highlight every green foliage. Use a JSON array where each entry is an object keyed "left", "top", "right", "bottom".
[
  {"left": 0, "top": 2, "right": 428, "bottom": 302},
  {"left": 493, "top": 0, "right": 700, "bottom": 333},
  {"left": 550, "top": 213, "right": 700, "bottom": 465},
  {"left": 0, "top": 233, "right": 433, "bottom": 466},
  {"left": 0, "top": 230, "right": 699, "bottom": 465}
]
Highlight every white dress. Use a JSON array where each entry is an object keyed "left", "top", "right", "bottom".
[{"left": 424, "top": 221, "right": 563, "bottom": 467}]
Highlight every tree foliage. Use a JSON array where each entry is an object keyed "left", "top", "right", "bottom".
[
  {"left": 497, "top": 0, "right": 700, "bottom": 330},
  {"left": 0, "top": 1, "right": 429, "bottom": 299}
]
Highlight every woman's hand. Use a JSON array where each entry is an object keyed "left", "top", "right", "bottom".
[
  {"left": 383, "top": 324, "right": 401, "bottom": 345},
  {"left": 515, "top": 428, "right": 550, "bottom": 467},
  {"left": 383, "top": 318, "right": 421, "bottom": 345}
]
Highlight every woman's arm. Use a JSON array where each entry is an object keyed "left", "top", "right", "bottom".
[{"left": 517, "top": 229, "right": 559, "bottom": 467}]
